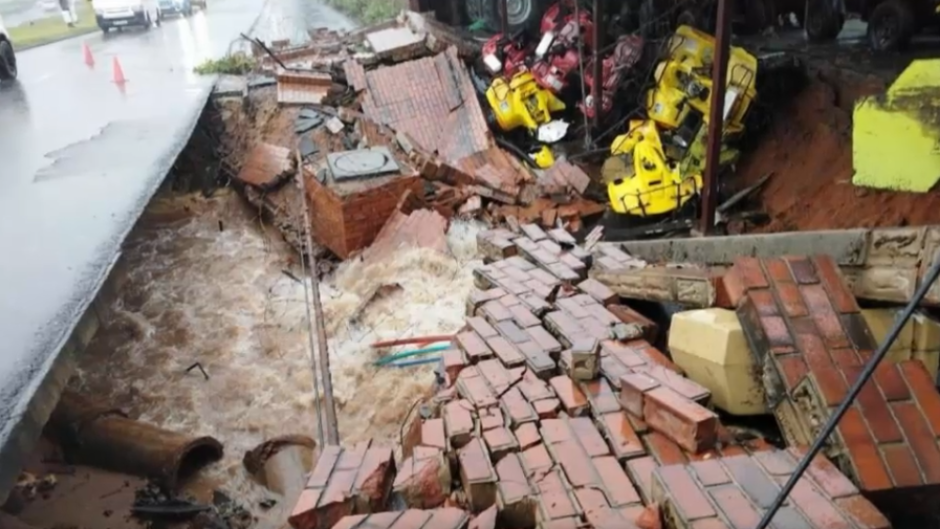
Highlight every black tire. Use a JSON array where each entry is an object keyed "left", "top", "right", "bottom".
[
  {"left": 804, "top": 0, "right": 844, "bottom": 41},
  {"left": 867, "top": 0, "right": 915, "bottom": 51},
  {"left": 0, "top": 39, "right": 16, "bottom": 81},
  {"left": 484, "top": 0, "right": 547, "bottom": 34}
]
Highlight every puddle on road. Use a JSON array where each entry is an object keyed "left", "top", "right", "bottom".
[{"left": 70, "top": 188, "right": 482, "bottom": 517}]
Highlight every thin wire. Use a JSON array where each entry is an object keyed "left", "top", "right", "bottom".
[{"left": 756, "top": 251, "right": 940, "bottom": 528}]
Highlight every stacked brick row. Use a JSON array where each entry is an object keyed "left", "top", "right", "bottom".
[
  {"left": 290, "top": 226, "right": 893, "bottom": 529},
  {"left": 727, "top": 255, "right": 940, "bottom": 522}
]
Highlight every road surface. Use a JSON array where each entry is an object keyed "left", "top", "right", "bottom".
[{"left": 0, "top": 0, "right": 340, "bottom": 501}]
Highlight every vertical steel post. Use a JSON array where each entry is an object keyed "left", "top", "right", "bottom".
[
  {"left": 500, "top": 0, "right": 509, "bottom": 33},
  {"left": 699, "top": 0, "right": 731, "bottom": 234},
  {"left": 591, "top": 0, "right": 604, "bottom": 129}
]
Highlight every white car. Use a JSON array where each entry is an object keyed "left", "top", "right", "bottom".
[
  {"left": 92, "top": 0, "right": 162, "bottom": 32},
  {"left": 0, "top": 15, "right": 16, "bottom": 81}
]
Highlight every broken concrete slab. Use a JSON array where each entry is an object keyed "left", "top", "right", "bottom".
[
  {"left": 365, "top": 26, "right": 426, "bottom": 61},
  {"left": 361, "top": 209, "right": 449, "bottom": 265},
  {"left": 236, "top": 143, "right": 292, "bottom": 189}
]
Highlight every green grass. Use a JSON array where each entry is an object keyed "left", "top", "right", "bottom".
[
  {"left": 325, "top": 0, "right": 404, "bottom": 25},
  {"left": 8, "top": 0, "right": 98, "bottom": 50},
  {"left": 193, "top": 52, "right": 256, "bottom": 75}
]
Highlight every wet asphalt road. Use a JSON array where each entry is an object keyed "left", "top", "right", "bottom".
[{"left": 0, "top": 0, "right": 352, "bottom": 500}]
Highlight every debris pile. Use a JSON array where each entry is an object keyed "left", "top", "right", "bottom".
[{"left": 285, "top": 222, "right": 920, "bottom": 529}]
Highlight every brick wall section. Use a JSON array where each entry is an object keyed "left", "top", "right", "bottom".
[
  {"left": 730, "top": 255, "right": 940, "bottom": 517},
  {"left": 288, "top": 441, "right": 396, "bottom": 529},
  {"left": 330, "top": 508, "right": 471, "bottom": 529},
  {"left": 650, "top": 448, "right": 890, "bottom": 529},
  {"left": 360, "top": 208, "right": 449, "bottom": 265}
]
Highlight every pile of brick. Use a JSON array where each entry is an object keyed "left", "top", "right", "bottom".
[{"left": 289, "top": 225, "right": 894, "bottom": 529}]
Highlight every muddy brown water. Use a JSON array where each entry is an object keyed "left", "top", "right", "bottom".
[{"left": 44, "top": 189, "right": 481, "bottom": 527}]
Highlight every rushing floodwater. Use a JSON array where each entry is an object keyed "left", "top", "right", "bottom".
[{"left": 71, "top": 189, "right": 482, "bottom": 522}]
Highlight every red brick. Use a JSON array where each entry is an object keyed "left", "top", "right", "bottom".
[
  {"left": 457, "top": 370, "right": 498, "bottom": 408},
  {"left": 533, "top": 398, "right": 561, "bottom": 419},
  {"left": 749, "top": 289, "right": 779, "bottom": 317},
  {"left": 442, "top": 349, "right": 468, "bottom": 383},
  {"left": 444, "top": 400, "right": 475, "bottom": 448},
  {"left": 467, "top": 316, "right": 499, "bottom": 339},
  {"left": 785, "top": 256, "right": 820, "bottom": 285},
  {"left": 899, "top": 360, "right": 940, "bottom": 435},
  {"left": 790, "top": 317, "right": 834, "bottom": 369},
  {"left": 478, "top": 359, "right": 513, "bottom": 394},
  {"left": 536, "top": 469, "right": 580, "bottom": 522},
  {"left": 811, "top": 365, "right": 850, "bottom": 408},
  {"left": 881, "top": 442, "right": 923, "bottom": 487},
  {"left": 289, "top": 488, "right": 326, "bottom": 529},
  {"left": 619, "top": 372, "right": 660, "bottom": 417},
  {"left": 872, "top": 362, "right": 911, "bottom": 402},
  {"left": 422, "top": 419, "right": 447, "bottom": 450},
  {"left": 830, "top": 347, "right": 862, "bottom": 368},
  {"left": 551, "top": 440, "right": 596, "bottom": 488},
  {"left": 496, "top": 320, "right": 531, "bottom": 345},
  {"left": 813, "top": 255, "right": 860, "bottom": 314},
  {"left": 480, "top": 300, "right": 513, "bottom": 323},
  {"left": 691, "top": 520, "right": 731, "bottom": 529},
  {"left": 775, "top": 281, "right": 809, "bottom": 318},
  {"left": 762, "top": 315, "right": 795, "bottom": 352},
  {"left": 752, "top": 450, "right": 797, "bottom": 476},
  {"left": 599, "top": 411, "right": 645, "bottom": 460},
  {"left": 549, "top": 375, "right": 589, "bottom": 416},
  {"left": 483, "top": 427, "right": 518, "bottom": 459},
  {"left": 569, "top": 416, "right": 610, "bottom": 457},
  {"left": 525, "top": 327, "right": 563, "bottom": 359},
  {"left": 643, "top": 386, "right": 720, "bottom": 454},
  {"left": 814, "top": 311, "right": 851, "bottom": 349},
  {"left": 308, "top": 445, "right": 342, "bottom": 488},
  {"left": 479, "top": 407, "right": 504, "bottom": 431},
  {"left": 605, "top": 340, "right": 649, "bottom": 368},
  {"left": 689, "top": 459, "right": 731, "bottom": 487},
  {"left": 653, "top": 465, "right": 716, "bottom": 520},
  {"left": 733, "top": 257, "right": 770, "bottom": 290},
  {"left": 893, "top": 400, "right": 940, "bottom": 483},
  {"left": 788, "top": 447, "right": 859, "bottom": 499},
  {"left": 638, "top": 364, "right": 710, "bottom": 404},
  {"left": 707, "top": 485, "right": 762, "bottom": 529},
  {"left": 456, "top": 331, "right": 493, "bottom": 361},
  {"left": 509, "top": 304, "right": 541, "bottom": 329},
  {"left": 608, "top": 305, "right": 660, "bottom": 342},
  {"left": 581, "top": 378, "right": 622, "bottom": 415},
  {"left": 764, "top": 258, "right": 794, "bottom": 284},
  {"left": 840, "top": 365, "right": 903, "bottom": 444},
  {"left": 484, "top": 336, "right": 524, "bottom": 367},
  {"left": 459, "top": 437, "right": 498, "bottom": 513},
  {"left": 522, "top": 443, "right": 554, "bottom": 477},
  {"left": 644, "top": 431, "right": 688, "bottom": 466},
  {"left": 836, "top": 406, "right": 893, "bottom": 492},
  {"left": 517, "top": 371, "right": 555, "bottom": 401},
  {"left": 720, "top": 268, "right": 746, "bottom": 309},
  {"left": 775, "top": 355, "right": 809, "bottom": 389},
  {"left": 626, "top": 456, "right": 658, "bottom": 504},
  {"left": 833, "top": 495, "right": 892, "bottom": 529},
  {"left": 786, "top": 476, "right": 853, "bottom": 529},
  {"left": 629, "top": 340, "right": 683, "bottom": 373},
  {"left": 595, "top": 455, "right": 642, "bottom": 507},
  {"left": 514, "top": 422, "right": 541, "bottom": 450},
  {"left": 719, "top": 454, "right": 782, "bottom": 508},
  {"left": 578, "top": 278, "right": 618, "bottom": 305},
  {"left": 500, "top": 386, "right": 537, "bottom": 427}
]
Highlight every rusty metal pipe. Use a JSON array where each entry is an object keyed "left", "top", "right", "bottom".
[
  {"left": 699, "top": 0, "right": 732, "bottom": 235},
  {"left": 47, "top": 391, "right": 223, "bottom": 491},
  {"left": 295, "top": 153, "right": 339, "bottom": 445},
  {"left": 591, "top": 0, "right": 604, "bottom": 129}
]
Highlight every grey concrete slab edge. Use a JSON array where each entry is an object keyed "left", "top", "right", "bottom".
[
  {"left": 0, "top": 17, "right": 268, "bottom": 506},
  {"left": 610, "top": 229, "right": 873, "bottom": 267}
]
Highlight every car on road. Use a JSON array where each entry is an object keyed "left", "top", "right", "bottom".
[
  {"left": 0, "top": 14, "right": 16, "bottom": 82},
  {"left": 93, "top": 0, "right": 162, "bottom": 32},
  {"left": 157, "top": 0, "right": 206, "bottom": 18}
]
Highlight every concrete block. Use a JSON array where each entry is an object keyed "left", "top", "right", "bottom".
[{"left": 668, "top": 309, "right": 767, "bottom": 416}]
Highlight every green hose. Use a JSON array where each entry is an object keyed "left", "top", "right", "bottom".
[{"left": 373, "top": 343, "right": 451, "bottom": 367}]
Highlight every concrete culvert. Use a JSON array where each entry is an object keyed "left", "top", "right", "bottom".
[{"left": 46, "top": 390, "right": 224, "bottom": 491}]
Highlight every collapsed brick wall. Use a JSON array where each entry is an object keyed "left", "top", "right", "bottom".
[
  {"left": 728, "top": 255, "right": 940, "bottom": 523},
  {"left": 290, "top": 224, "right": 893, "bottom": 529}
]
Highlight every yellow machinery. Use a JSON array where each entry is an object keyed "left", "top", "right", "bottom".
[
  {"left": 485, "top": 70, "right": 567, "bottom": 134},
  {"left": 646, "top": 25, "right": 758, "bottom": 160},
  {"left": 604, "top": 120, "right": 703, "bottom": 216},
  {"left": 853, "top": 59, "right": 940, "bottom": 192}
]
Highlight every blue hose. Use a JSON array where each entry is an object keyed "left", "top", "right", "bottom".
[{"left": 385, "top": 356, "right": 443, "bottom": 368}]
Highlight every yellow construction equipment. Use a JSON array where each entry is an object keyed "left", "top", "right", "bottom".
[
  {"left": 646, "top": 25, "right": 758, "bottom": 159},
  {"left": 485, "top": 70, "right": 567, "bottom": 134},
  {"left": 853, "top": 59, "right": 940, "bottom": 192},
  {"left": 604, "top": 120, "right": 703, "bottom": 217}
]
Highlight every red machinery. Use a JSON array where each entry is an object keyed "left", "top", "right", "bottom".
[{"left": 579, "top": 35, "right": 645, "bottom": 119}]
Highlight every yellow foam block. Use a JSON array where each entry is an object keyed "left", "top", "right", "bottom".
[
  {"left": 861, "top": 309, "right": 914, "bottom": 354},
  {"left": 913, "top": 313, "right": 940, "bottom": 352},
  {"left": 668, "top": 309, "right": 767, "bottom": 416}
]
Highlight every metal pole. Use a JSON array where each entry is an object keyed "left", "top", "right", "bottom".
[
  {"left": 295, "top": 152, "right": 340, "bottom": 446},
  {"left": 699, "top": 0, "right": 731, "bottom": 235},
  {"left": 500, "top": 0, "right": 509, "bottom": 34},
  {"left": 591, "top": 0, "right": 604, "bottom": 129},
  {"left": 573, "top": 0, "right": 591, "bottom": 146},
  {"left": 755, "top": 251, "right": 940, "bottom": 529}
]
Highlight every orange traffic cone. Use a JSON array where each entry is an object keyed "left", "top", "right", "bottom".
[
  {"left": 111, "top": 56, "right": 126, "bottom": 84},
  {"left": 82, "top": 42, "right": 94, "bottom": 67}
]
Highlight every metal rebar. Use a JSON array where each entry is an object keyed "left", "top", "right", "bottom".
[
  {"left": 699, "top": 0, "right": 731, "bottom": 235},
  {"left": 755, "top": 251, "right": 940, "bottom": 529},
  {"left": 500, "top": 0, "right": 509, "bottom": 34},
  {"left": 591, "top": 0, "right": 604, "bottom": 130},
  {"left": 294, "top": 152, "right": 338, "bottom": 446},
  {"left": 573, "top": 0, "right": 592, "bottom": 147}
]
